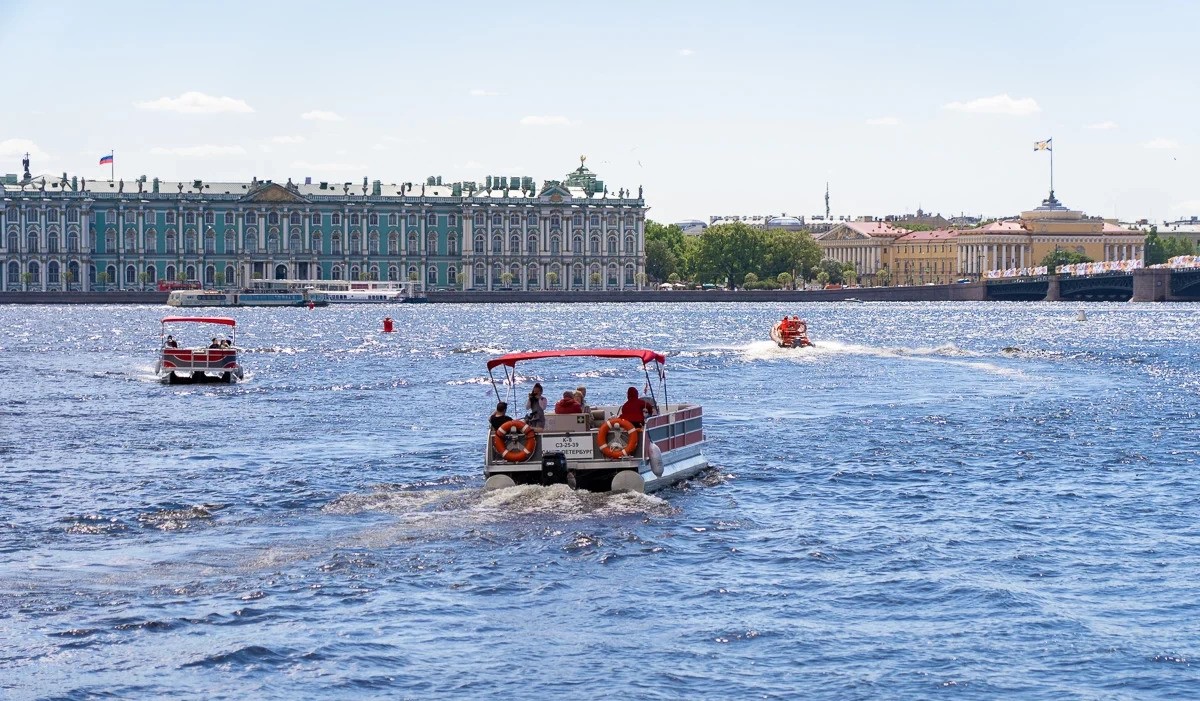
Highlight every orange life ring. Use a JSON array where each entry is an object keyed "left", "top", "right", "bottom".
[
  {"left": 597, "top": 418, "right": 640, "bottom": 459},
  {"left": 794, "top": 320, "right": 807, "bottom": 334},
  {"left": 493, "top": 419, "right": 537, "bottom": 462}
]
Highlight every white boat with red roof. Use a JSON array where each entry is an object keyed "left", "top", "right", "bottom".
[
  {"left": 484, "top": 348, "right": 708, "bottom": 493},
  {"left": 154, "top": 316, "right": 244, "bottom": 384}
]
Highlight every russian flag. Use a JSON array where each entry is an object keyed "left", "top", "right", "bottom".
[{"left": 99, "top": 153, "right": 113, "bottom": 165}]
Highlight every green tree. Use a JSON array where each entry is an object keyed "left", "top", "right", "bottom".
[
  {"left": 876, "top": 266, "right": 892, "bottom": 287},
  {"left": 137, "top": 271, "right": 150, "bottom": 290},
  {"left": 1144, "top": 227, "right": 1166, "bottom": 265},
  {"left": 644, "top": 220, "right": 686, "bottom": 282},
  {"left": 842, "top": 263, "right": 857, "bottom": 286},
  {"left": 95, "top": 271, "right": 109, "bottom": 288},
  {"left": 1164, "top": 236, "right": 1196, "bottom": 260},
  {"left": 20, "top": 271, "right": 33, "bottom": 290},
  {"left": 763, "top": 229, "right": 823, "bottom": 282},
  {"left": 214, "top": 271, "right": 226, "bottom": 287},
  {"left": 62, "top": 269, "right": 75, "bottom": 289},
  {"left": 546, "top": 271, "right": 559, "bottom": 288},
  {"left": 667, "top": 272, "right": 680, "bottom": 284},
  {"left": 500, "top": 272, "right": 513, "bottom": 287},
  {"left": 817, "top": 258, "right": 845, "bottom": 284},
  {"left": 816, "top": 270, "right": 830, "bottom": 287},
  {"left": 1041, "top": 249, "right": 1093, "bottom": 271},
  {"left": 776, "top": 271, "right": 792, "bottom": 289},
  {"left": 589, "top": 271, "right": 602, "bottom": 286},
  {"left": 176, "top": 270, "right": 189, "bottom": 282},
  {"left": 697, "top": 222, "right": 767, "bottom": 289},
  {"left": 743, "top": 272, "right": 759, "bottom": 287},
  {"left": 635, "top": 271, "right": 648, "bottom": 289}
]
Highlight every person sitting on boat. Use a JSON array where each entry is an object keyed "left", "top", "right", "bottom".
[
  {"left": 209, "top": 337, "right": 221, "bottom": 349},
  {"left": 619, "top": 386, "right": 650, "bottom": 428},
  {"left": 523, "top": 391, "right": 545, "bottom": 430},
  {"left": 489, "top": 401, "right": 512, "bottom": 431},
  {"left": 165, "top": 335, "right": 178, "bottom": 348},
  {"left": 554, "top": 390, "right": 583, "bottom": 414}
]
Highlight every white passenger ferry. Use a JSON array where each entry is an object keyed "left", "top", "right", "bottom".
[
  {"left": 166, "top": 286, "right": 330, "bottom": 307},
  {"left": 483, "top": 349, "right": 708, "bottom": 493},
  {"left": 259, "top": 279, "right": 422, "bottom": 304}
]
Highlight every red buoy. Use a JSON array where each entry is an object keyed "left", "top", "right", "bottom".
[{"left": 382, "top": 317, "right": 394, "bottom": 333}]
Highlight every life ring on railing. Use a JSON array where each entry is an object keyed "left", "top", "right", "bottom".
[
  {"left": 597, "top": 417, "right": 640, "bottom": 459},
  {"left": 794, "top": 320, "right": 807, "bottom": 334},
  {"left": 493, "top": 419, "right": 537, "bottom": 462}
]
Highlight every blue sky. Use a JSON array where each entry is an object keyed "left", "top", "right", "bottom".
[{"left": 1, "top": 0, "right": 1195, "bottom": 223}]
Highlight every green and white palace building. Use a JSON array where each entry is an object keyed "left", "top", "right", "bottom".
[{"left": 0, "top": 158, "right": 647, "bottom": 292}]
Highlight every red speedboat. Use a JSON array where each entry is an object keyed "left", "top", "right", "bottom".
[{"left": 770, "top": 316, "right": 814, "bottom": 348}]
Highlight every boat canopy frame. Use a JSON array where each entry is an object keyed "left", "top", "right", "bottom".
[
  {"left": 160, "top": 316, "right": 237, "bottom": 346},
  {"left": 486, "top": 348, "right": 667, "bottom": 413}
]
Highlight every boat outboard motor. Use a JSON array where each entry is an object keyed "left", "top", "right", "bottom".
[{"left": 541, "top": 452, "right": 568, "bottom": 486}]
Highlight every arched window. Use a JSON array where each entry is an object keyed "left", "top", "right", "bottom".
[
  {"left": 492, "top": 214, "right": 502, "bottom": 226},
  {"left": 447, "top": 234, "right": 458, "bottom": 255},
  {"left": 388, "top": 213, "right": 399, "bottom": 227},
  {"left": 290, "top": 232, "right": 302, "bottom": 251},
  {"left": 590, "top": 236, "right": 600, "bottom": 254},
  {"left": 550, "top": 215, "right": 560, "bottom": 228},
  {"left": 166, "top": 231, "right": 178, "bottom": 253},
  {"left": 124, "top": 229, "right": 136, "bottom": 251},
  {"left": 48, "top": 261, "right": 60, "bottom": 285},
  {"left": 7, "top": 232, "right": 19, "bottom": 251},
  {"left": 205, "top": 265, "right": 216, "bottom": 285},
  {"left": 526, "top": 236, "right": 537, "bottom": 254},
  {"left": 474, "top": 235, "right": 484, "bottom": 254},
  {"left": 224, "top": 265, "right": 235, "bottom": 286},
  {"left": 350, "top": 234, "right": 361, "bottom": 254},
  {"left": 527, "top": 263, "right": 539, "bottom": 285},
  {"left": 331, "top": 213, "right": 341, "bottom": 226},
  {"left": 407, "top": 232, "right": 418, "bottom": 252},
  {"left": 205, "top": 231, "right": 216, "bottom": 254},
  {"left": 332, "top": 235, "right": 343, "bottom": 254},
  {"left": 267, "top": 212, "right": 279, "bottom": 226},
  {"left": 311, "top": 232, "right": 322, "bottom": 253},
  {"left": 7, "top": 260, "right": 19, "bottom": 287},
  {"left": 185, "top": 211, "right": 196, "bottom": 225},
  {"left": 369, "top": 265, "right": 379, "bottom": 281},
  {"left": 185, "top": 232, "right": 197, "bottom": 254},
  {"left": 165, "top": 265, "right": 176, "bottom": 282},
  {"left": 607, "top": 264, "right": 618, "bottom": 286},
  {"left": 68, "top": 233, "right": 79, "bottom": 253},
  {"left": 268, "top": 233, "right": 279, "bottom": 254},
  {"left": 388, "top": 265, "right": 399, "bottom": 281},
  {"left": 491, "top": 235, "right": 502, "bottom": 254},
  {"left": 369, "top": 233, "right": 379, "bottom": 254},
  {"left": 492, "top": 263, "right": 502, "bottom": 288},
  {"left": 590, "top": 215, "right": 600, "bottom": 226},
  {"left": 448, "top": 214, "right": 458, "bottom": 227},
  {"left": 607, "top": 236, "right": 617, "bottom": 255},
  {"left": 368, "top": 213, "right": 378, "bottom": 226},
  {"left": 572, "top": 236, "right": 582, "bottom": 254},
  {"left": 625, "top": 236, "right": 635, "bottom": 254},
  {"left": 407, "top": 213, "right": 417, "bottom": 227},
  {"left": 407, "top": 265, "right": 418, "bottom": 281},
  {"left": 166, "top": 210, "right": 178, "bottom": 225},
  {"left": 607, "top": 215, "right": 617, "bottom": 227},
  {"left": 350, "top": 265, "right": 361, "bottom": 280},
  {"left": 510, "top": 214, "right": 521, "bottom": 226},
  {"left": 550, "top": 236, "right": 560, "bottom": 254},
  {"left": 474, "top": 263, "right": 486, "bottom": 286},
  {"left": 509, "top": 234, "right": 519, "bottom": 253},
  {"left": 474, "top": 212, "right": 485, "bottom": 226},
  {"left": 145, "top": 264, "right": 156, "bottom": 283},
  {"left": 47, "top": 232, "right": 59, "bottom": 254},
  {"left": 427, "top": 265, "right": 437, "bottom": 284},
  {"left": 529, "top": 214, "right": 539, "bottom": 226},
  {"left": 244, "top": 228, "right": 258, "bottom": 251},
  {"left": 447, "top": 266, "right": 458, "bottom": 285},
  {"left": 67, "top": 208, "right": 79, "bottom": 223},
  {"left": 573, "top": 214, "right": 584, "bottom": 226},
  {"left": 427, "top": 232, "right": 437, "bottom": 254},
  {"left": 350, "top": 213, "right": 361, "bottom": 227},
  {"left": 311, "top": 212, "right": 321, "bottom": 225},
  {"left": 427, "top": 213, "right": 437, "bottom": 226},
  {"left": 389, "top": 233, "right": 399, "bottom": 255},
  {"left": 571, "top": 263, "right": 583, "bottom": 287}
]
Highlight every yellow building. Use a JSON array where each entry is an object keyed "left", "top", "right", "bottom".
[
  {"left": 891, "top": 229, "right": 959, "bottom": 285},
  {"left": 814, "top": 219, "right": 908, "bottom": 280},
  {"left": 956, "top": 194, "right": 1143, "bottom": 277}
]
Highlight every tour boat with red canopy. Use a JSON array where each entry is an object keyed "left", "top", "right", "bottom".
[
  {"left": 154, "top": 316, "right": 244, "bottom": 384},
  {"left": 484, "top": 348, "right": 707, "bottom": 493}
]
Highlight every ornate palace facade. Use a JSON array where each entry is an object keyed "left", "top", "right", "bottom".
[{"left": 0, "top": 159, "right": 646, "bottom": 292}]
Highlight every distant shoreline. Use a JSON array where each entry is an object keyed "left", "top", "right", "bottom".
[{"left": 0, "top": 286, "right": 987, "bottom": 305}]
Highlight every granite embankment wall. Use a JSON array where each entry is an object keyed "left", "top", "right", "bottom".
[{"left": 0, "top": 284, "right": 989, "bottom": 305}]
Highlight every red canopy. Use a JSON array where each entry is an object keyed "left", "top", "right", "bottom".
[
  {"left": 486, "top": 348, "right": 666, "bottom": 371},
  {"left": 161, "top": 316, "right": 237, "bottom": 326}
]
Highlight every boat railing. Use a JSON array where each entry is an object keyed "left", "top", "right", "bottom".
[
  {"left": 489, "top": 403, "right": 702, "bottom": 465},
  {"left": 161, "top": 347, "right": 238, "bottom": 370}
]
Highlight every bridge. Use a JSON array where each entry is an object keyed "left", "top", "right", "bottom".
[{"left": 985, "top": 268, "right": 1200, "bottom": 302}]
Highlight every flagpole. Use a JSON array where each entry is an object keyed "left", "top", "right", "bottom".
[
  {"left": 111, "top": 149, "right": 114, "bottom": 181},
  {"left": 1049, "top": 142, "right": 1054, "bottom": 198}
]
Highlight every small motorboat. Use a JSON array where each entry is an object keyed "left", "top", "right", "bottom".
[
  {"left": 155, "top": 316, "right": 244, "bottom": 384},
  {"left": 770, "top": 316, "right": 814, "bottom": 348},
  {"left": 483, "top": 348, "right": 708, "bottom": 494}
]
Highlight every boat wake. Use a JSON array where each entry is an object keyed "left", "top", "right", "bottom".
[{"left": 739, "top": 340, "right": 1022, "bottom": 376}]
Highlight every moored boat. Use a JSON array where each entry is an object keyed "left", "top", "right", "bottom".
[
  {"left": 155, "top": 316, "right": 244, "bottom": 384},
  {"left": 483, "top": 349, "right": 708, "bottom": 493},
  {"left": 770, "top": 316, "right": 814, "bottom": 348},
  {"left": 166, "top": 288, "right": 329, "bottom": 307}
]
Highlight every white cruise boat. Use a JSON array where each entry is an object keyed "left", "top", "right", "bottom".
[
  {"left": 483, "top": 348, "right": 708, "bottom": 494},
  {"left": 166, "top": 288, "right": 329, "bottom": 307}
]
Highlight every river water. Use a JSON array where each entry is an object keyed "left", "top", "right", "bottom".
[{"left": 1, "top": 301, "right": 1197, "bottom": 700}]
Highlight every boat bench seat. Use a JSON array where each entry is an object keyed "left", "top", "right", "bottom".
[{"left": 544, "top": 413, "right": 590, "bottom": 433}]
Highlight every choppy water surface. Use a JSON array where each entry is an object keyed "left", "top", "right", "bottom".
[{"left": 1, "top": 301, "right": 1198, "bottom": 700}]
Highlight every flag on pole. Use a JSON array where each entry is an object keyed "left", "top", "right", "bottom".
[
  {"left": 1033, "top": 139, "right": 1052, "bottom": 152},
  {"left": 99, "top": 153, "right": 114, "bottom": 165}
]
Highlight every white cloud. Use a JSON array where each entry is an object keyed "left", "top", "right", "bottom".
[
  {"left": 942, "top": 94, "right": 1041, "bottom": 116},
  {"left": 1170, "top": 199, "right": 1200, "bottom": 212},
  {"left": 301, "top": 110, "right": 344, "bottom": 122},
  {"left": 1085, "top": 120, "right": 1118, "bottom": 130},
  {"left": 520, "top": 115, "right": 573, "bottom": 126},
  {"left": 135, "top": 91, "right": 254, "bottom": 114},
  {"left": 149, "top": 145, "right": 247, "bottom": 158},
  {"left": 866, "top": 116, "right": 900, "bottom": 126},
  {"left": 291, "top": 160, "right": 366, "bottom": 172},
  {"left": 1144, "top": 137, "right": 1178, "bottom": 149},
  {"left": 678, "top": 48, "right": 695, "bottom": 57},
  {"left": 470, "top": 88, "right": 499, "bottom": 97},
  {"left": 0, "top": 138, "right": 50, "bottom": 160},
  {"left": 270, "top": 135, "right": 305, "bottom": 144}
]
